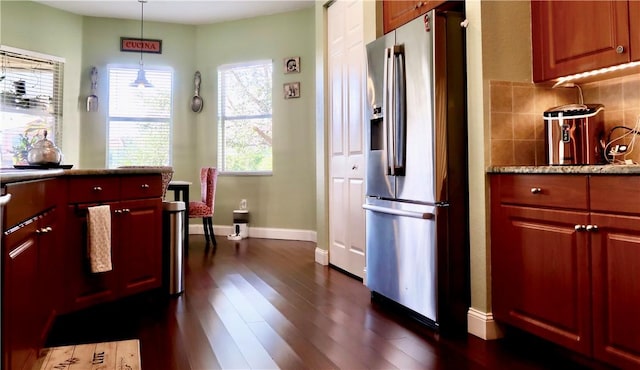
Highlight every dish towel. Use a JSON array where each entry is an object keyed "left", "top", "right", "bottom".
[{"left": 87, "top": 205, "right": 113, "bottom": 273}]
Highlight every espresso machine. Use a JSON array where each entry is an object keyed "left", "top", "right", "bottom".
[{"left": 543, "top": 104, "right": 605, "bottom": 165}]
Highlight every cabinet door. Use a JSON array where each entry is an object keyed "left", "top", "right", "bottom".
[
  {"left": 590, "top": 212, "right": 640, "bottom": 368},
  {"left": 64, "top": 203, "right": 118, "bottom": 313},
  {"left": 117, "top": 198, "right": 162, "bottom": 297},
  {"left": 531, "top": 1, "right": 631, "bottom": 82},
  {"left": 36, "top": 209, "right": 60, "bottom": 344},
  {"left": 382, "top": 1, "right": 445, "bottom": 34},
  {"left": 491, "top": 204, "right": 592, "bottom": 355},
  {"left": 630, "top": 1, "right": 640, "bottom": 62},
  {"left": 3, "top": 221, "right": 39, "bottom": 370}
]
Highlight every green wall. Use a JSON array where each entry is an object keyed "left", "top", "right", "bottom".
[
  {"left": 195, "top": 8, "right": 316, "bottom": 230},
  {"left": 1, "top": 2, "right": 317, "bottom": 232}
]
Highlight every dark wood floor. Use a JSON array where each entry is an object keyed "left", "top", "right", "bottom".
[{"left": 46, "top": 236, "right": 606, "bottom": 370}]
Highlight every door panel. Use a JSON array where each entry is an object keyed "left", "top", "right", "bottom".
[
  {"left": 328, "top": 0, "right": 366, "bottom": 278},
  {"left": 492, "top": 204, "right": 591, "bottom": 355},
  {"left": 119, "top": 199, "right": 162, "bottom": 296},
  {"left": 532, "top": 1, "right": 631, "bottom": 81},
  {"left": 591, "top": 213, "right": 640, "bottom": 368}
]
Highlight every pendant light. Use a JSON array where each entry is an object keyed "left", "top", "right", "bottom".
[{"left": 130, "top": 0, "right": 153, "bottom": 88}]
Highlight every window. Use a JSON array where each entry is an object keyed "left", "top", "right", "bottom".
[
  {"left": 107, "top": 66, "right": 172, "bottom": 168},
  {"left": 218, "top": 60, "right": 273, "bottom": 174},
  {"left": 0, "top": 46, "right": 64, "bottom": 167}
]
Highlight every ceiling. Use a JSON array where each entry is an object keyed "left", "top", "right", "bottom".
[{"left": 32, "top": 0, "right": 316, "bottom": 25}]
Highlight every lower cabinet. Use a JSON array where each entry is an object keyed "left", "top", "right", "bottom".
[
  {"left": 2, "top": 179, "right": 61, "bottom": 370},
  {"left": 2, "top": 174, "right": 163, "bottom": 369},
  {"left": 491, "top": 174, "right": 640, "bottom": 368},
  {"left": 63, "top": 175, "right": 163, "bottom": 313},
  {"left": 589, "top": 177, "right": 640, "bottom": 368},
  {"left": 3, "top": 219, "right": 40, "bottom": 370}
]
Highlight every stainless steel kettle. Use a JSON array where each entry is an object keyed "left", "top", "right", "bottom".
[{"left": 27, "top": 130, "right": 62, "bottom": 165}]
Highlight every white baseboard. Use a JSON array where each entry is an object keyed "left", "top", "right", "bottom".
[
  {"left": 467, "top": 308, "right": 504, "bottom": 340},
  {"left": 189, "top": 224, "right": 317, "bottom": 242},
  {"left": 315, "top": 247, "right": 329, "bottom": 265}
]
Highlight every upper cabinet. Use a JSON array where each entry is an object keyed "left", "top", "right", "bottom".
[
  {"left": 630, "top": 1, "right": 640, "bottom": 61},
  {"left": 532, "top": 0, "right": 637, "bottom": 82},
  {"left": 383, "top": 1, "right": 446, "bottom": 34}
]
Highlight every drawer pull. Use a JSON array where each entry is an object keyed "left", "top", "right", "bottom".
[
  {"left": 114, "top": 209, "right": 122, "bottom": 214},
  {"left": 122, "top": 208, "right": 131, "bottom": 214},
  {"left": 530, "top": 187, "right": 542, "bottom": 194},
  {"left": 586, "top": 225, "right": 599, "bottom": 232},
  {"left": 414, "top": 1, "right": 423, "bottom": 9},
  {"left": 93, "top": 186, "right": 103, "bottom": 192},
  {"left": 574, "top": 225, "right": 586, "bottom": 231},
  {"left": 141, "top": 184, "right": 150, "bottom": 189}
]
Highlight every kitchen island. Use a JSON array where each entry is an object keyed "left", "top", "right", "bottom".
[
  {"left": 487, "top": 165, "right": 640, "bottom": 369},
  {"left": 1, "top": 167, "right": 171, "bottom": 370}
]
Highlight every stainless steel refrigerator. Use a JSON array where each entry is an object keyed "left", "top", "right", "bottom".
[{"left": 363, "top": 8, "right": 469, "bottom": 333}]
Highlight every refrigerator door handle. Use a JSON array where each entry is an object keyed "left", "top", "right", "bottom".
[
  {"left": 394, "top": 45, "right": 406, "bottom": 175},
  {"left": 384, "top": 45, "right": 406, "bottom": 176},
  {"left": 362, "top": 204, "right": 434, "bottom": 220},
  {"left": 383, "top": 46, "right": 395, "bottom": 176}
]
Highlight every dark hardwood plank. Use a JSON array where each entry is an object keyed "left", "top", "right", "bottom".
[{"left": 44, "top": 235, "right": 607, "bottom": 370}]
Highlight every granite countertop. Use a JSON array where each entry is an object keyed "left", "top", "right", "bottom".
[
  {"left": 0, "top": 167, "right": 172, "bottom": 185},
  {"left": 487, "top": 164, "right": 640, "bottom": 174}
]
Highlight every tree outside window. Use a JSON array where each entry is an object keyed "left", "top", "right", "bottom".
[{"left": 218, "top": 61, "right": 273, "bottom": 174}]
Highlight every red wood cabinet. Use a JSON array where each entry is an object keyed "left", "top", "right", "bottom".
[
  {"left": 531, "top": 1, "right": 634, "bottom": 82},
  {"left": 2, "top": 179, "right": 61, "bottom": 370},
  {"left": 631, "top": 1, "right": 640, "bottom": 62},
  {"left": 589, "top": 176, "right": 640, "bottom": 368},
  {"left": 383, "top": 0, "right": 445, "bottom": 34},
  {"left": 63, "top": 175, "right": 163, "bottom": 313},
  {"left": 3, "top": 219, "right": 40, "bottom": 370},
  {"left": 491, "top": 174, "right": 640, "bottom": 368},
  {"left": 491, "top": 175, "right": 591, "bottom": 354},
  {"left": 117, "top": 198, "right": 163, "bottom": 297},
  {"left": 65, "top": 201, "right": 119, "bottom": 311},
  {"left": 2, "top": 174, "right": 162, "bottom": 369}
]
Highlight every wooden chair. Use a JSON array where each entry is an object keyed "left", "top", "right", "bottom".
[{"left": 188, "top": 167, "right": 217, "bottom": 246}]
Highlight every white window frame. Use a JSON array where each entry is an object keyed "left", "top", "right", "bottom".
[
  {"left": 0, "top": 45, "right": 64, "bottom": 167},
  {"left": 217, "top": 60, "right": 273, "bottom": 176}
]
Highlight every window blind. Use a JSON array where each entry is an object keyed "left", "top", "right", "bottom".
[
  {"left": 0, "top": 46, "right": 64, "bottom": 167},
  {"left": 107, "top": 67, "right": 173, "bottom": 168}
]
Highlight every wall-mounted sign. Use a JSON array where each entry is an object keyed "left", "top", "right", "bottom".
[{"left": 120, "top": 37, "right": 162, "bottom": 54}]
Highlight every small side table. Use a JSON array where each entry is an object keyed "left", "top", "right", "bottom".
[{"left": 167, "top": 180, "right": 192, "bottom": 253}]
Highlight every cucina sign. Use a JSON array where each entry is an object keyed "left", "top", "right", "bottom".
[{"left": 120, "top": 37, "right": 162, "bottom": 54}]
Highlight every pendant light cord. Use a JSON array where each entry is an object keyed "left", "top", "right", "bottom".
[{"left": 139, "top": 0, "right": 145, "bottom": 68}]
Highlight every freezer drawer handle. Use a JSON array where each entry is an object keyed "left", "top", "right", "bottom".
[{"left": 362, "top": 204, "right": 434, "bottom": 219}]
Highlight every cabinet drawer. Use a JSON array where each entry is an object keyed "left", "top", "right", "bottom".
[
  {"left": 5, "top": 178, "right": 58, "bottom": 227},
  {"left": 120, "top": 175, "right": 162, "bottom": 200},
  {"left": 589, "top": 176, "right": 640, "bottom": 214},
  {"left": 496, "top": 174, "right": 588, "bottom": 209},
  {"left": 67, "top": 176, "right": 120, "bottom": 204}
]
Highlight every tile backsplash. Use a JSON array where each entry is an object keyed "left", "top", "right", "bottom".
[{"left": 489, "top": 74, "right": 640, "bottom": 166}]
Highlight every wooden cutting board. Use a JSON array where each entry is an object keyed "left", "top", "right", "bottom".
[{"left": 35, "top": 339, "right": 141, "bottom": 370}]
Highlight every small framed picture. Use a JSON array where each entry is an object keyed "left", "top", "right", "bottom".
[
  {"left": 284, "top": 82, "right": 300, "bottom": 99},
  {"left": 284, "top": 57, "right": 300, "bottom": 74}
]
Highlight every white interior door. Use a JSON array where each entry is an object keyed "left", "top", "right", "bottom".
[{"left": 328, "top": 0, "right": 366, "bottom": 279}]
